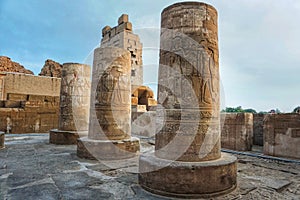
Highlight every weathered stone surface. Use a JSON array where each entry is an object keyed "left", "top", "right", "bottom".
[
  {"left": 0, "top": 72, "right": 60, "bottom": 100},
  {"left": 89, "top": 47, "right": 131, "bottom": 140},
  {"left": 0, "top": 56, "right": 33, "bottom": 75},
  {"left": 50, "top": 63, "right": 91, "bottom": 145},
  {"left": 49, "top": 129, "right": 88, "bottom": 145},
  {"left": 139, "top": 153, "right": 237, "bottom": 198},
  {"left": 0, "top": 134, "right": 299, "bottom": 200},
  {"left": 101, "top": 14, "right": 143, "bottom": 88},
  {"left": 77, "top": 137, "right": 140, "bottom": 160},
  {"left": 263, "top": 178, "right": 292, "bottom": 192},
  {"left": 0, "top": 73, "right": 60, "bottom": 134},
  {"left": 253, "top": 113, "right": 265, "bottom": 146},
  {"left": 132, "top": 111, "right": 156, "bottom": 137},
  {"left": 139, "top": 2, "right": 237, "bottom": 198},
  {"left": 154, "top": 1, "right": 221, "bottom": 162},
  {"left": 39, "top": 59, "right": 62, "bottom": 78},
  {"left": 221, "top": 113, "right": 253, "bottom": 151},
  {"left": 264, "top": 114, "right": 300, "bottom": 159},
  {"left": 77, "top": 47, "right": 140, "bottom": 160},
  {"left": 59, "top": 63, "right": 90, "bottom": 131},
  {"left": 0, "top": 132, "right": 4, "bottom": 149},
  {"left": 131, "top": 86, "right": 157, "bottom": 111}
]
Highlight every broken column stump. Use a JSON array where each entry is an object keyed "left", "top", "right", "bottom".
[
  {"left": 0, "top": 132, "right": 4, "bottom": 149},
  {"left": 50, "top": 63, "right": 91, "bottom": 145},
  {"left": 139, "top": 2, "right": 237, "bottom": 198},
  {"left": 77, "top": 47, "right": 140, "bottom": 160}
]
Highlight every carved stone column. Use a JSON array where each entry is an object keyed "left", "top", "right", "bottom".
[
  {"left": 139, "top": 2, "right": 237, "bottom": 198},
  {"left": 0, "top": 132, "right": 4, "bottom": 149},
  {"left": 77, "top": 47, "right": 140, "bottom": 160},
  {"left": 50, "top": 63, "right": 91, "bottom": 145}
]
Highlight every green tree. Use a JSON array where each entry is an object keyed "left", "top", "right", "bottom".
[
  {"left": 293, "top": 106, "right": 300, "bottom": 113},
  {"left": 221, "top": 106, "right": 256, "bottom": 113},
  {"left": 243, "top": 108, "right": 257, "bottom": 114}
]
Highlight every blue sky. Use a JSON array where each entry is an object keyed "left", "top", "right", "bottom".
[{"left": 1, "top": 0, "right": 300, "bottom": 112}]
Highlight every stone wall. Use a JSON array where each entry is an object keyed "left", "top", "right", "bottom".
[
  {"left": 221, "top": 113, "right": 253, "bottom": 151},
  {"left": 264, "top": 114, "right": 300, "bottom": 159},
  {"left": 0, "top": 73, "right": 60, "bottom": 133},
  {"left": 131, "top": 86, "right": 157, "bottom": 111},
  {"left": 253, "top": 113, "right": 265, "bottom": 146},
  {"left": 0, "top": 73, "right": 60, "bottom": 100}
]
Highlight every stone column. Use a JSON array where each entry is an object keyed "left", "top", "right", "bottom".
[
  {"left": 50, "top": 63, "right": 91, "bottom": 145},
  {"left": 0, "top": 132, "right": 4, "bottom": 149},
  {"left": 77, "top": 47, "right": 140, "bottom": 160},
  {"left": 139, "top": 2, "right": 237, "bottom": 198}
]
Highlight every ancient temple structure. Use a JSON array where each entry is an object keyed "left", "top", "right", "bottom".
[
  {"left": 139, "top": 2, "right": 237, "bottom": 198},
  {"left": 77, "top": 47, "right": 140, "bottom": 160},
  {"left": 0, "top": 72, "right": 60, "bottom": 134},
  {"left": 101, "top": 14, "right": 143, "bottom": 89},
  {"left": 49, "top": 63, "right": 91, "bottom": 145}
]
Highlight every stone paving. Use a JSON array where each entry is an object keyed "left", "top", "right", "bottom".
[{"left": 0, "top": 134, "right": 299, "bottom": 200}]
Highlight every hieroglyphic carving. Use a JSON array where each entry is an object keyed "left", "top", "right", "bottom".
[
  {"left": 59, "top": 63, "right": 91, "bottom": 131},
  {"left": 155, "top": 2, "right": 220, "bottom": 162},
  {"left": 89, "top": 47, "right": 131, "bottom": 140}
]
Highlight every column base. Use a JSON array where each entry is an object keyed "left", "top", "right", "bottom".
[
  {"left": 0, "top": 132, "right": 5, "bottom": 150},
  {"left": 77, "top": 136, "right": 140, "bottom": 160},
  {"left": 49, "top": 129, "right": 88, "bottom": 145},
  {"left": 139, "top": 152, "right": 237, "bottom": 198}
]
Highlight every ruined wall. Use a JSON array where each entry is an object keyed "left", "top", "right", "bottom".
[
  {"left": 253, "top": 113, "right": 265, "bottom": 146},
  {"left": 0, "top": 73, "right": 60, "bottom": 100},
  {"left": 0, "top": 56, "right": 33, "bottom": 75},
  {"left": 39, "top": 59, "right": 62, "bottom": 78},
  {"left": 0, "top": 99, "right": 59, "bottom": 134},
  {"left": 101, "top": 14, "right": 143, "bottom": 88},
  {"left": 221, "top": 113, "right": 253, "bottom": 151},
  {"left": 264, "top": 114, "right": 300, "bottom": 159},
  {"left": 0, "top": 73, "right": 60, "bottom": 133},
  {"left": 131, "top": 86, "right": 157, "bottom": 111},
  {"left": 131, "top": 86, "right": 157, "bottom": 137}
]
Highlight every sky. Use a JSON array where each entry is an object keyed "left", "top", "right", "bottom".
[{"left": 0, "top": 0, "right": 299, "bottom": 112}]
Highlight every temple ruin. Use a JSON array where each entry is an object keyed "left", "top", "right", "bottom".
[
  {"left": 77, "top": 47, "right": 140, "bottom": 160},
  {"left": 0, "top": 72, "right": 60, "bottom": 134},
  {"left": 221, "top": 113, "right": 253, "bottom": 151},
  {"left": 139, "top": 2, "right": 237, "bottom": 198},
  {"left": 101, "top": 14, "right": 143, "bottom": 89},
  {"left": 264, "top": 113, "right": 300, "bottom": 159},
  {"left": 49, "top": 63, "right": 91, "bottom": 145},
  {"left": 0, "top": 2, "right": 299, "bottom": 199}
]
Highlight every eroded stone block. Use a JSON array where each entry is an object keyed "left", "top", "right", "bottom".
[{"left": 264, "top": 114, "right": 300, "bottom": 159}]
